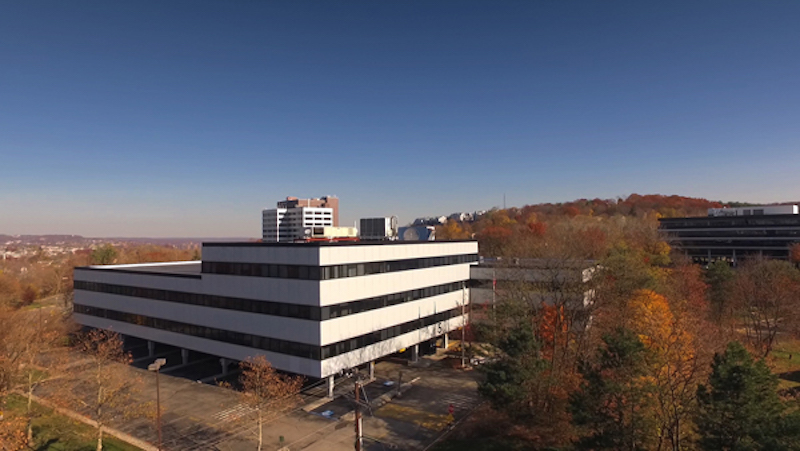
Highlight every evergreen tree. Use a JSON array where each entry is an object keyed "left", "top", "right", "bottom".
[
  {"left": 696, "top": 341, "right": 800, "bottom": 450},
  {"left": 569, "top": 328, "right": 657, "bottom": 451},
  {"left": 478, "top": 323, "right": 546, "bottom": 420}
]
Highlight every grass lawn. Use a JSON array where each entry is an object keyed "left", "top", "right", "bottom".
[
  {"left": 769, "top": 337, "right": 800, "bottom": 390},
  {"left": 5, "top": 394, "right": 142, "bottom": 451}
]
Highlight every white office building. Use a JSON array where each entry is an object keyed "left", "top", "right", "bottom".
[
  {"left": 262, "top": 207, "right": 334, "bottom": 242},
  {"left": 73, "top": 240, "right": 478, "bottom": 391}
]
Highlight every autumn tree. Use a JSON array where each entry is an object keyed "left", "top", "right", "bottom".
[
  {"left": 90, "top": 245, "right": 117, "bottom": 265},
  {"left": 0, "top": 274, "right": 20, "bottom": 308},
  {"left": 790, "top": 243, "right": 800, "bottom": 268},
  {"left": 64, "top": 329, "right": 142, "bottom": 451},
  {"left": 19, "top": 285, "right": 37, "bottom": 306},
  {"left": 437, "top": 220, "right": 471, "bottom": 240},
  {"left": 238, "top": 355, "right": 303, "bottom": 451},
  {"left": 731, "top": 259, "right": 800, "bottom": 357},
  {"left": 626, "top": 288, "right": 709, "bottom": 451},
  {"left": 696, "top": 341, "right": 800, "bottom": 450},
  {"left": 705, "top": 260, "right": 735, "bottom": 324}
]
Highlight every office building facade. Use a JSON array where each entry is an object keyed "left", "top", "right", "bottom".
[
  {"left": 73, "top": 240, "right": 478, "bottom": 383},
  {"left": 470, "top": 258, "right": 596, "bottom": 313},
  {"left": 659, "top": 205, "right": 800, "bottom": 264}
]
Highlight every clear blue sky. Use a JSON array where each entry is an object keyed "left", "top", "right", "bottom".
[{"left": 2, "top": 1, "right": 799, "bottom": 237}]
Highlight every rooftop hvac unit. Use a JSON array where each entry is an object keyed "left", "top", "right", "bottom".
[{"left": 359, "top": 217, "right": 398, "bottom": 240}]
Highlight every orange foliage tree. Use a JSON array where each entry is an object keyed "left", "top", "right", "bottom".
[{"left": 627, "top": 287, "right": 711, "bottom": 451}]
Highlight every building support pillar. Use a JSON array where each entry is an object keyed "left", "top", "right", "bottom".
[
  {"left": 411, "top": 344, "right": 419, "bottom": 363},
  {"left": 181, "top": 349, "right": 190, "bottom": 366},
  {"left": 219, "top": 358, "right": 229, "bottom": 376},
  {"left": 443, "top": 333, "right": 449, "bottom": 349},
  {"left": 368, "top": 361, "right": 375, "bottom": 381},
  {"left": 327, "top": 375, "right": 335, "bottom": 398},
  {"left": 147, "top": 340, "right": 155, "bottom": 357}
]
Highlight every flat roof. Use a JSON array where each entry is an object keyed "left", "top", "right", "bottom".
[
  {"left": 477, "top": 257, "right": 595, "bottom": 268},
  {"left": 75, "top": 261, "right": 202, "bottom": 278},
  {"left": 659, "top": 214, "right": 800, "bottom": 222},
  {"left": 202, "top": 239, "right": 477, "bottom": 247}
]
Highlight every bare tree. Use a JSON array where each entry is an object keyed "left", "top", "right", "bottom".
[
  {"left": 63, "top": 329, "right": 143, "bottom": 451},
  {"left": 237, "top": 355, "right": 303, "bottom": 451},
  {"left": 18, "top": 309, "right": 69, "bottom": 445},
  {"left": 732, "top": 258, "right": 800, "bottom": 357},
  {"left": 0, "top": 308, "right": 30, "bottom": 425}
]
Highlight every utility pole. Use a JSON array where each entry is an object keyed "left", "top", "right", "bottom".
[
  {"left": 148, "top": 358, "right": 167, "bottom": 451},
  {"left": 354, "top": 378, "right": 363, "bottom": 451},
  {"left": 461, "top": 284, "right": 467, "bottom": 368}
]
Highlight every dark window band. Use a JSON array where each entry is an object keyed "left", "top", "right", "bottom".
[
  {"left": 201, "top": 253, "right": 478, "bottom": 280},
  {"left": 74, "top": 280, "right": 466, "bottom": 321},
  {"left": 74, "top": 304, "right": 467, "bottom": 361}
]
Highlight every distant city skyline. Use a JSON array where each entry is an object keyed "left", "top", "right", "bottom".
[{"left": 2, "top": 1, "right": 799, "bottom": 237}]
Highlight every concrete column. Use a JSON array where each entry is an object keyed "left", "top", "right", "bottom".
[
  {"left": 368, "top": 361, "right": 375, "bottom": 380},
  {"left": 443, "top": 333, "right": 449, "bottom": 349},
  {"left": 327, "top": 375, "right": 335, "bottom": 398},
  {"left": 219, "top": 358, "right": 229, "bottom": 376},
  {"left": 147, "top": 340, "right": 155, "bottom": 357},
  {"left": 181, "top": 349, "right": 190, "bottom": 365},
  {"left": 411, "top": 344, "right": 419, "bottom": 363}
]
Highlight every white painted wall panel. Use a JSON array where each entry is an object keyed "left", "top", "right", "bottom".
[
  {"left": 198, "top": 274, "right": 320, "bottom": 305},
  {"left": 202, "top": 245, "right": 321, "bottom": 265},
  {"left": 320, "top": 291, "right": 467, "bottom": 345},
  {"left": 320, "top": 313, "right": 468, "bottom": 378},
  {"left": 76, "top": 291, "right": 321, "bottom": 344},
  {"left": 74, "top": 268, "right": 203, "bottom": 292},
  {"left": 319, "top": 264, "right": 471, "bottom": 306},
  {"left": 319, "top": 241, "right": 477, "bottom": 265}
]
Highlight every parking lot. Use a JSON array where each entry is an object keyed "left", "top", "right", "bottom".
[{"left": 43, "top": 340, "right": 482, "bottom": 450}]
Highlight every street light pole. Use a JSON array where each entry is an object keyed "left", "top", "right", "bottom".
[
  {"left": 148, "top": 358, "right": 167, "bottom": 451},
  {"left": 354, "top": 377, "right": 362, "bottom": 451}
]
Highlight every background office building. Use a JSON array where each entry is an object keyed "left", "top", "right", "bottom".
[
  {"left": 73, "top": 240, "right": 479, "bottom": 390},
  {"left": 262, "top": 207, "right": 334, "bottom": 242},
  {"left": 659, "top": 205, "right": 800, "bottom": 264},
  {"left": 470, "top": 258, "right": 596, "bottom": 331},
  {"left": 277, "top": 196, "right": 340, "bottom": 226}
]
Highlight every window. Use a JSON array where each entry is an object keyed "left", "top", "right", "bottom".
[{"left": 75, "top": 278, "right": 468, "bottom": 321}]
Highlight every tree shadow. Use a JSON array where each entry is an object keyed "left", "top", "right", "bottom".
[
  {"left": 35, "top": 438, "right": 60, "bottom": 451},
  {"left": 778, "top": 370, "right": 800, "bottom": 383}
]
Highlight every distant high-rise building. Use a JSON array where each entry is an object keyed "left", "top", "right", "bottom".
[
  {"left": 262, "top": 207, "right": 333, "bottom": 242},
  {"left": 277, "top": 196, "right": 339, "bottom": 226},
  {"left": 262, "top": 196, "right": 340, "bottom": 242}
]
